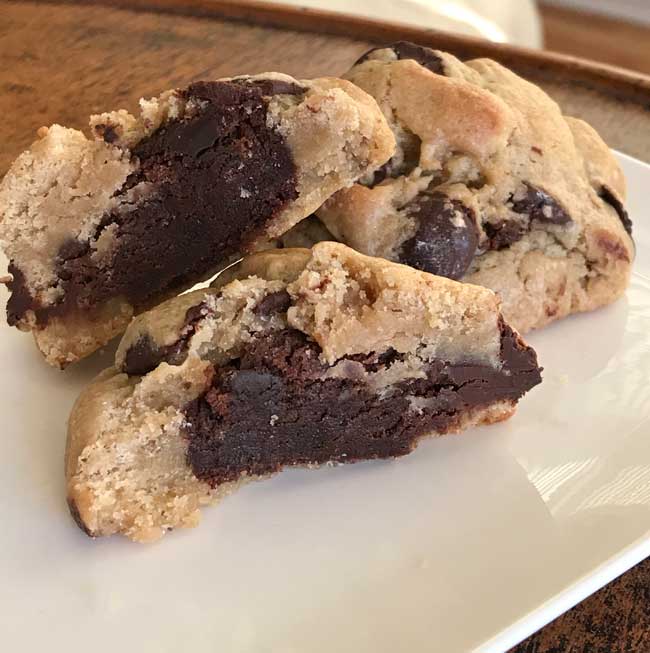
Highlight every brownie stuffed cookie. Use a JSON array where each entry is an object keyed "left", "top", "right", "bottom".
[
  {"left": 65, "top": 242, "right": 541, "bottom": 542},
  {"left": 0, "top": 73, "right": 394, "bottom": 367},
  {"left": 316, "top": 42, "right": 634, "bottom": 333}
]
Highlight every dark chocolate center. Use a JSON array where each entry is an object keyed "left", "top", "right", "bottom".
[
  {"left": 7, "top": 79, "right": 304, "bottom": 327},
  {"left": 182, "top": 324, "right": 541, "bottom": 487}
]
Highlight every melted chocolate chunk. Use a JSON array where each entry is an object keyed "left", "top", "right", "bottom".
[
  {"left": 369, "top": 165, "right": 389, "bottom": 187},
  {"left": 484, "top": 219, "right": 527, "bottom": 250},
  {"left": 9, "top": 79, "right": 303, "bottom": 327},
  {"left": 121, "top": 334, "right": 179, "bottom": 377},
  {"left": 121, "top": 301, "right": 209, "bottom": 375},
  {"left": 479, "top": 183, "right": 572, "bottom": 253},
  {"left": 94, "top": 123, "right": 119, "bottom": 144},
  {"left": 510, "top": 183, "right": 571, "bottom": 225},
  {"left": 366, "top": 129, "right": 422, "bottom": 188},
  {"left": 245, "top": 79, "right": 306, "bottom": 96},
  {"left": 400, "top": 193, "right": 478, "bottom": 279},
  {"left": 253, "top": 289, "right": 292, "bottom": 317},
  {"left": 183, "top": 327, "right": 541, "bottom": 487},
  {"left": 599, "top": 185, "right": 632, "bottom": 235},
  {"left": 356, "top": 41, "right": 445, "bottom": 74}
]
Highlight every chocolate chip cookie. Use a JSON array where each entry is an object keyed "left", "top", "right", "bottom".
[
  {"left": 317, "top": 42, "right": 634, "bottom": 333},
  {"left": 65, "top": 242, "right": 541, "bottom": 542},
  {"left": 0, "top": 73, "right": 394, "bottom": 367}
]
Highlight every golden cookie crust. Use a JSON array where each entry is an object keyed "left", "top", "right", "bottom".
[
  {"left": 0, "top": 73, "right": 394, "bottom": 367},
  {"left": 318, "top": 44, "right": 634, "bottom": 333}
]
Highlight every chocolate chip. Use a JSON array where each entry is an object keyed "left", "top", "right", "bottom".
[
  {"left": 400, "top": 193, "right": 478, "bottom": 279},
  {"left": 369, "top": 164, "right": 389, "bottom": 187},
  {"left": 245, "top": 79, "right": 306, "bottom": 97},
  {"left": 121, "top": 301, "right": 210, "bottom": 375},
  {"left": 122, "top": 334, "right": 170, "bottom": 376},
  {"left": 253, "top": 290, "right": 292, "bottom": 317},
  {"left": 94, "top": 123, "right": 118, "bottom": 144},
  {"left": 356, "top": 41, "right": 445, "bottom": 75},
  {"left": 484, "top": 219, "right": 527, "bottom": 250},
  {"left": 366, "top": 129, "right": 422, "bottom": 187},
  {"left": 510, "top": 183, "right": 571, "bottom": 225},
  {"left": 391, "top": 41, "right": 445, "bottom": 74},
  {"left": 183, "top": 302, "right": 209, "bottom": 326},
  {"left": 599, "top": 185, "right": 632, "bottom": 235},
  {"left": 103, "top": 125, "right": 118, "bottom": 144},
  {"left": 484, "top": 184, "right": 570, "bottom": 252}
]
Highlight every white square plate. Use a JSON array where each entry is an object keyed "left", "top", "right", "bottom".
[{"left": 1, "top": 152, "right": 648, "bottom": 653}]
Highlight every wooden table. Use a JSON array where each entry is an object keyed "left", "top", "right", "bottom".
[{"left": 2, "top": 2, "right": 649, "bottom": 650}]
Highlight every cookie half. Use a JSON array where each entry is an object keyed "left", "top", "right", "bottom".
[
  {"left": 0, "top": 73, "right": 394, "bottom": 366},
  {"left": 317, "top": 42, "right": 634, "bottom": 333},
  {"left": 65, "top": 242, "right": 541, "bottom": 542}
]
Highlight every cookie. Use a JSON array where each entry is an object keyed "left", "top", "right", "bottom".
[
  {"left": 256, "top": 213, "right": 336, "bottom": 251},
  {"left": 0, "top": 73, "right": 394, "bottom": 367},
  {"left": 317, "top": 43, "right": 634, "bottom": 333},
  {"left": 65, "top": 242, "right": 541, "bottom": 542}
]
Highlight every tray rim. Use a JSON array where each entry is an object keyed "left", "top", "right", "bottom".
[
  {"left": 477, "top": 149, "right": 650, "bottom": 652},
  {"left": 31, "top": 0, "right": 650, "bottom": 108}
]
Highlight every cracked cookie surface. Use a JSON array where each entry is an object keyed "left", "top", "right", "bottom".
[
  {"left": 317, "top": 42, "right": 634, "bottom": 333},
  {"left": 65, "top": 242, "right": 541, "bottom": 542},
  {"left": 0, "top": 73, "right": 394, "bottom": 366}
]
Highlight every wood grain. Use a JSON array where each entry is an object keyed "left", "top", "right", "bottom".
[
  {"left": 542, "top": 3, "right": 650, "bottom": 77},
  {"left": 1, "top": 2, "right": 649, "bottom": 651},
  {"left": 2, "top": 0, "right": 650, "bottom": 177},
  {"left": 512, "top": 558, "right": 650, "bottom": 653},
  {"left": 0, "top": 1, "right": 372, "bottom": 175}
]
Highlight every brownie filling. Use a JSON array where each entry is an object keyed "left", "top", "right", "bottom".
[
  {"left": 356, "top": 41, "right": 446, "bottom": 74},
  {"left": 182, "top": 324, "right": 541, "bottom": 487},
  {"left": 7, "top": 79, "right": 305, "bottom": 327}
]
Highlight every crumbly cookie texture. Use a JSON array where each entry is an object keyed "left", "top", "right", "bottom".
[
  {"left": 66, "top": 242, "right": 541, "bottom": 542},
  {"left": 0, "top": 73, "right": 394, "bottom": 367},
  {"left": 317, "top": 42, "right": 634, "bottom": 333}
]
